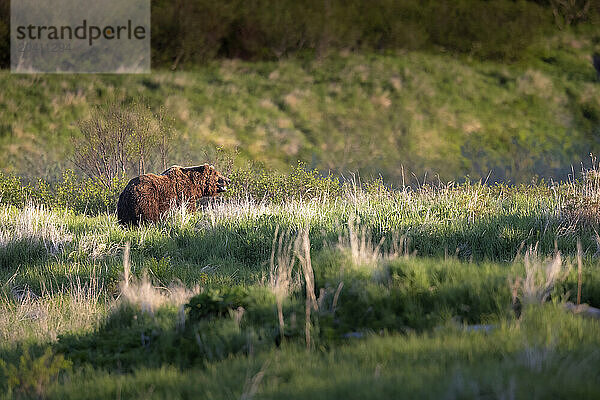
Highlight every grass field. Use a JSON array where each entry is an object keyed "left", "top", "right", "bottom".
[{"left": 1, "top": 168, "right": 600, "bottom": 398}]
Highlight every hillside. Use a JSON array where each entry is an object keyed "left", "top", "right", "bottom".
[{"left": 1, "top": 28, "right": 599, "bottom": 184}]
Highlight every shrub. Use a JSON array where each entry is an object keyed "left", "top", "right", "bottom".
[
  {"left": 0, "top": 173, "right": 33, "bottom": 207},
  {"left": 0, "top": 346, "right": 71, "bottom": 399},
  {"left": 0, "top": 170, "right": 126, "bottom": 215},
  {"left": 186, "top": 287, "right": 249, "bottom": 322},
  {"left": 52, "top": 170, "right": 127, "bottom": 214},
  {"left": 226, "top": 161, "right": 342, "bottom": 202}
]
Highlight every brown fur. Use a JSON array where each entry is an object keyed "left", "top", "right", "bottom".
[{"left": 117, "top": 164, "right": 229, "bottom": 225}]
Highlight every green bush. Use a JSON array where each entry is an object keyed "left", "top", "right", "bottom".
[
  {"left": 312, "top": 251, "right": 517, "bottom": 335},
  {"left": 226, "top": 162, "right": 342, "bottom": 202},
  {"left": 0, "top": 170, "right": 127, "bottom": 215},
  {"left": 0, "top": 173, "right": 33, "bottom": 207},
  {"left": 186, "top": 287, "right": 250, "bottom": 322},
  {"left": 52, "top": 170, "right": 127, "bottom": 214},
  {"left": 0, "top": 346, "right": 71, "bottom": 399},
  {"left": 56, "top": 303, "right": 180, "bottom": 370},
  {"left": 57, "top": 289, "right": 277, "bottom": 369}
]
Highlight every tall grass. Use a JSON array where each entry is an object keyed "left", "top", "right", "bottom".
[
  {"left": 0, "top": 204, "right": 74, "bottom": 269},
  {"left": 0, "top": 272, "right": 104, "bottom": 343},
  {"left": 0, "top": 204, "right": 72, "bottom": 256},
  {"left": 1, "top": 168, "right": 599, "bottom": 283},
  {"left": 521, "top": 247, "right": 569, "bottom": 305},
  {"left": 268, "top": 227, "right": 298, "bottom": 344}
]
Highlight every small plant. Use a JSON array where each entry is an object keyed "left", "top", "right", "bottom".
[
  {"left": 550, "top": 0, "right": 592, "bottom": 29},
  {"left": 0, "top": 346, "right": 71, "bottom": 398},
  {"left": 186, "top": 287, "right": 249, "bottom": 322},
  {"left": 510, "top": 245, "right": 570, "bottom": 310}
]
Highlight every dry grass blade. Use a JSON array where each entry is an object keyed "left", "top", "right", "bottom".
[
  {"left": 119, "top": 241, "right": 197, "bottom": 314},
  {"left": 294, "top": 227, "right": 316, "bottom": 350},
  {"left": 332, "top": 281, "right": 344, "bottom": 314},
  {"left": 344, "top": 214, "right": 385, "bottom": 266},
  {"left": 240, "top": 359, "right": 271, "bottom": 400},
  {"left": 513, "top": 245, "right": 570, "bottom": 306},
  {"left": 577, "top": 239, "right": 583, "bottom": 305},
  {"left": 123, "top": 242, "right": 131, "bottom": 290},
  {"left": 268, "top": 226, "right": 296, "bottom": 344},
  {"left": 267, "top": 226, "right": 316, "bottom": 349}
]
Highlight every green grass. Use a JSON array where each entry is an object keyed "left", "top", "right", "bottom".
[
  {"left": 46, "top": 307, "right": 600, "bottom": 400},
  {"left": 1, "top": 172, "right": 600, "bottom": 398}
]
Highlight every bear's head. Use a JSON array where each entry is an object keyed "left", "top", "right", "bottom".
[{"left": 181, "top": 164, "right": 230, "bottom": 196}]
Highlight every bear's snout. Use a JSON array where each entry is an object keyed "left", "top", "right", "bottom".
[{"left": 217, "top": 176, "right": 230, "bottom": 193}]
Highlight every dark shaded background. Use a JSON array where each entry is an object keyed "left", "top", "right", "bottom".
[{"left": 0, "top": 0, "right": 597, "bottom": 68}]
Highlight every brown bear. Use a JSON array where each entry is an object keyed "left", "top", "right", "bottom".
[{"left": 117, "top": 164, "right": 230, "bottom": 225}]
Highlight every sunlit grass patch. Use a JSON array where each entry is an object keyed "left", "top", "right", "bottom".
[
  {"left": 0, "top": 204, "right": 74, "bottom": 268},
  {"left": 0, "top": 273, "right": 105, "bottom": 343}
]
